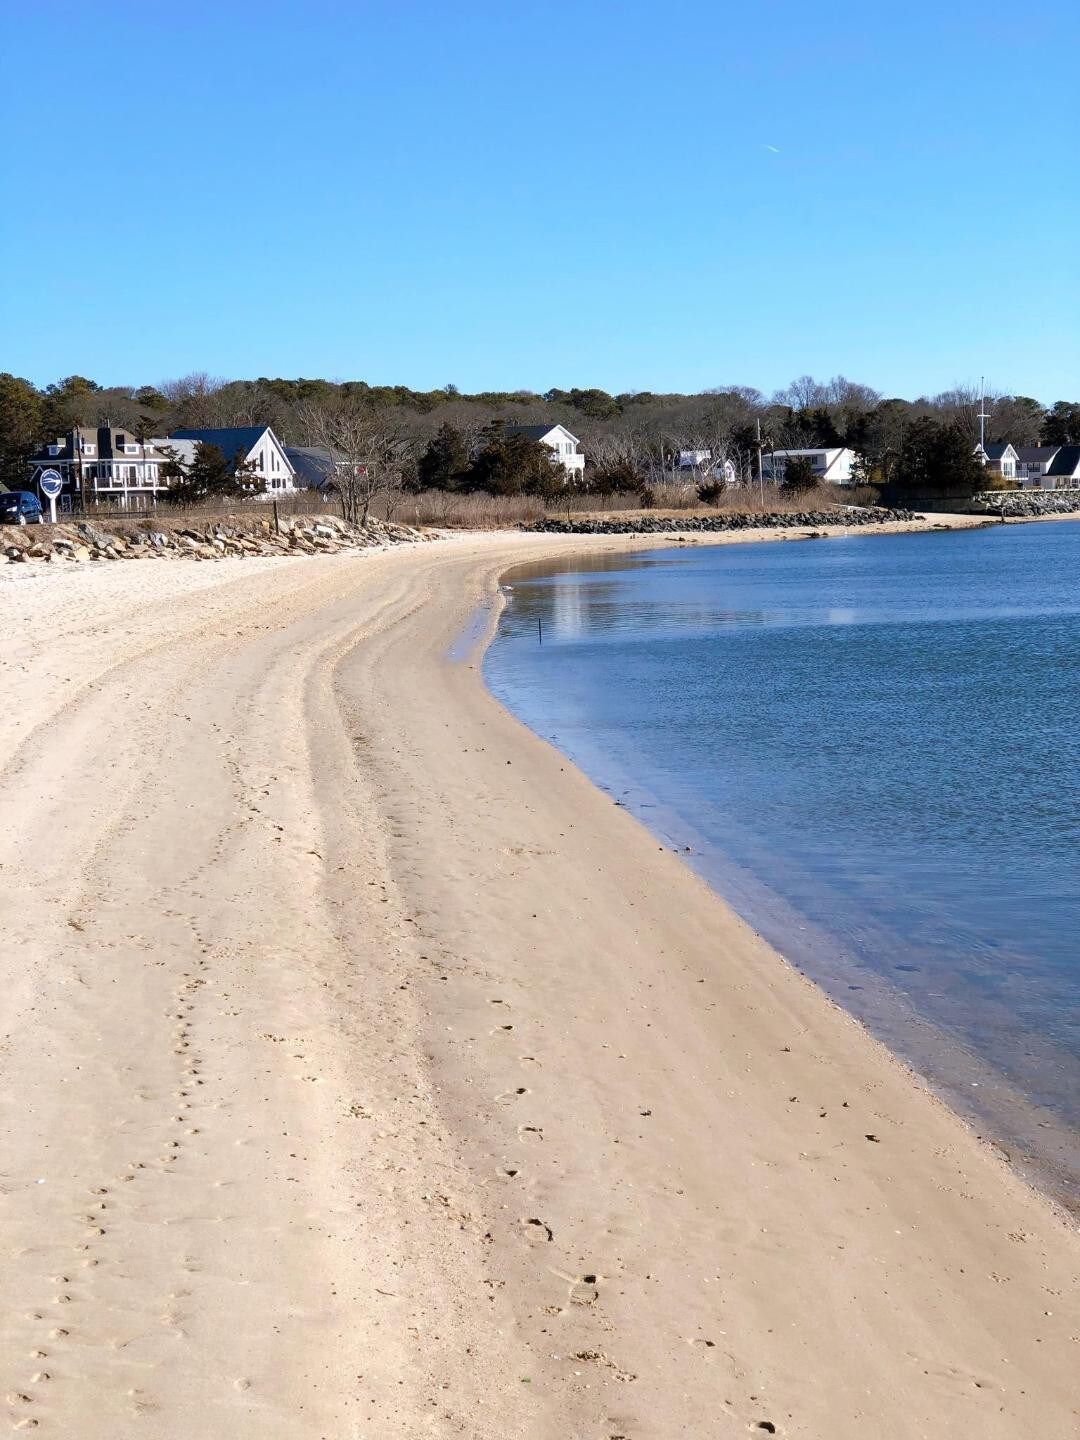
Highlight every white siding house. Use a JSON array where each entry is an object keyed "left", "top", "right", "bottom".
[
  {"left": 166, "top": 426, "right": 296, "bottom": 492},
  {"left": 761, "top": 447, "right": 856, "bottom": 486},
  {"left": 973, "top": 443, "right": 1019, "bottom": 482},
  {"left": 1013, "top": 446, "right": 1062, "bottom": 488},
  {"left": 505, "top": 423, "right": 585, "bottom": 480},
  {"left": 1044, "top": 446, "right": 1080, "bottom": 487}
]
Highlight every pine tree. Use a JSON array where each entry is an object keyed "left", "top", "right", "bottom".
[{"left": 417, "top": 422, "right": 469, "bottom": 490}]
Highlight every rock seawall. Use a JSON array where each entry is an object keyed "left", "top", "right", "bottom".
[
  {"left": 973, "top": 490, "right": 1080, "bottom": 519},
  {"left": 525, "top": 507, "right": 918, "bottom": 536},
  {"left": 3, "top": 513, "right": 430, "bottom": 566}
]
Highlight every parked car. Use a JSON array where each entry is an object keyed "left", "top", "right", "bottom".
[{"left": 0, "top": 490, "right": 45, "bottom": 525}]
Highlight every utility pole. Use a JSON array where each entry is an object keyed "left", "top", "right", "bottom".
[
  {"left": 756, "top": 418, "right": 764, "bottom": 506},
  {"left": 74, "top": 428, "right": 86, "bottom": 514}
]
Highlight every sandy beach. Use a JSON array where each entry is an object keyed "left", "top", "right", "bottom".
[{"left": 1, "top": 523, "right": 1077, "bottom": 1439}]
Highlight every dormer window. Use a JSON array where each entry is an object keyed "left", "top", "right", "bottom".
[
  {"left": 124, "top": 443, "right": 139, "bottom": 455},
  {"left": 47, "top": 444, "right": 61, "bottom": 456},
  {"left": 83, "top": 443, "right": 96, "bottom": 456}
]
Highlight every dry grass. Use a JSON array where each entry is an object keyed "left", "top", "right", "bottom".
[
  {"left": 65, "top": 492, "right": 335, "bottom": 525},
  {"left": 390, "top": 483, "right": 860, "bottom": 529},
  {"left": 67, "top": 481, "right": 864, "bottom": 533}
]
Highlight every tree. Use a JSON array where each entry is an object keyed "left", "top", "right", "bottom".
[
  {"left": 988, "top": 394, "right": 1044, "bottom": 446},
  {"left": 884, "top": 419, "right": 986, "bottom": 505},
  {"left": 780, "top": 455, "right": 818, "bottom": 494},
  {"left": 40, "top": 375, "right": 101, "bottom": 434},
  {"left": 848, "top": 398, "right": 911, "bottom": 487},
  {"left": 0, "top": 373, "right": 44, "bottom": 490},
  {"left": 417, "top": 422, "right": 469, "bottom": 490},
  {"left": 1042, "top": 401, "right": 1080, "bottom": 446},
  {"left": 161, "top": 372, "right": 226, "bottom": 429},
  {"left": 465, "top": 424, "right": 557, "bottom": 495},
  {"left": 299, "top": 400, "right": 418, "bottom": 523},
  {"left": 166, "top": 442, "right": 258, "bottom": 504}
]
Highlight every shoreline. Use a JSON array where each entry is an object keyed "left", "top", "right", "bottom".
[
  {"left": 480, "top": 545, "right": 1080, "bottom": 1214},
  {"left": 1, "top": 531, "right": 1077, "bottom": 1438}
]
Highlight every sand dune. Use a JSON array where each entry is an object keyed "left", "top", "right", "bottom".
[{"left": 1, "top": 531, "right": 1076, "bottom": 1438}]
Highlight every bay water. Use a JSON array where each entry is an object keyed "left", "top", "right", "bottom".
[{"left": 483, "top": 523, "right": 1080, "bottom": 1205}]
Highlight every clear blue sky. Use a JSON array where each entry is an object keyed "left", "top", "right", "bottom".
[{"left": 3, "top": 0, "right": 1077, "bottom": 400}]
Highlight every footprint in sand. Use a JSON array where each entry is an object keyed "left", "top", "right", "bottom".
[
  {"left": 521, "top": 1217, "right": 554, "bottom": 1244},
  {"left": 496, "top": 1087, "right": 529, "bottom": 1105},
  {"left": 569, "top": 1274, "right": 600, "bottom": 1305},
  {"left": 517, "top": 1125, "right": 544, "bottom": 1144}
]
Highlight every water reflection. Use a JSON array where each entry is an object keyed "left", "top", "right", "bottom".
[{"left": 485, "top": 524, "right": 1080, "bottom": 1197}]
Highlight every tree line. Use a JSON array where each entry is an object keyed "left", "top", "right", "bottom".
[{"left": 3, "top": 370, "right": 1079, "bottom": 503}]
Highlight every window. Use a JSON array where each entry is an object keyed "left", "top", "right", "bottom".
[
  {"left": 83, "top": 443, "right": 96, "bottom": 456},
  {"left": 124, "top": 444, "right": 139, "bottom": 455},
  {"left": 47, "top": 444, "right": 61, "bottom": 456}
]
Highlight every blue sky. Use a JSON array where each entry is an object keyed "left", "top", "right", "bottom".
[{"left": 3, "top": 0, "right": 1077, "bottom": 400}]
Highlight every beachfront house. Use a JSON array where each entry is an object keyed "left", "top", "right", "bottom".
[
  {"left": 504, "top": 423, "right": 585, "bottom": 481},
  {"left": 973, "top": 443, "right": 1019, "bottom": 482},
  {"left": 166, "top": 426, "right": 297, "bottom": 492},
  {"left": 284, "top": 445, "right": 337, "bottom": 490},
  {"left": 1043, "top": 445, "right": 1080, "bottom": 487},
  {"left": 761, "top": 447, "right": 856, "bottom": 486},
  {"left": 26, "top": 426, "right": 172, "bottom": 508},
  {"left": 1013, "top": 446, "right": 1062, "bottom": 488}
]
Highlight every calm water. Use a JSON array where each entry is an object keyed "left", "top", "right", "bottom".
[{"left": 483, "top": 524, "right": 1080, "bottom": 1203}]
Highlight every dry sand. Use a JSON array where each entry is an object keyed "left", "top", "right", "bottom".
[{"left": 1, "top": 523, "right": 1076, "bottom": 1439}]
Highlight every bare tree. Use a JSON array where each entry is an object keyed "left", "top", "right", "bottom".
[
  {"left": 775, "top": 374, "right": 829, "bottom": 410},
  {"left": 160, "top": 372, "right": 227, "bottom": 429},
  {"left": 298, "top": 401, "right": 419, "bottom": 524},
  {"left": 930, "top": 384, "right": 990, "bottom": 444}
]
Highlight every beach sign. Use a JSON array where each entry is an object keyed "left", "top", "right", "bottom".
[{"left": 39, "top": 468, "right": 62, "bottom": 523}]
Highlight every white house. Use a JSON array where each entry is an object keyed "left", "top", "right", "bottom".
[
  {"left": 678, "top": 448, "right": 713, "bottom": 470},
  {"left": 26, "top": 426, "right": 171, "bottom": 507},
  {"left": 761, "top": 447, "right": 856, "bottom": 486},
  {"left": 1013, "top": 445, "right": 1062, "bottom": 488},
  {"left": 166, "top": 426, "right": 296, "bottom": 492},
  {"left": 1044, "top": 445, "right": 1080, "bottom": 487},
  {"left": 505, "top": 423, "right": 585, "bottom": 480},
  {"left": 973, "top": 442, "right": 1019, "bottom": 483}
]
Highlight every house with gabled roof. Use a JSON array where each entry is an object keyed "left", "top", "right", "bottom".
[
  {"left": 1044, "top": 445, "right": 1080, "bottom": 487},
  {"left": 1013, "top": 446, "right": 1061, "bottom": 488},
  {"left": 973, "top": 442, "right": 1019, "bottom": 483},
  {"left": 761, "top": 447, "right": 856, "bottom": 486},
  {"left": 504, "top": 423, "right": 585, "bottom": 480},
  {"left": 26, "top": 426, "right": 171, "bottom": 507},
  {"left": 163, "top": 426, "right": 296, "bottom": 492}
]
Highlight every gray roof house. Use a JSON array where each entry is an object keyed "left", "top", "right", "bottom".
[
  {"left": 1044, "top": 445, "right": 1080, "bottom": 485},
  {"left": 1012, "top": 446, "right": 1061, "bottom": 488},
  {"left": 973, "top": 442, "right": 1018, "bottom": 481},
  {"left": 26, "top": 426, "right": 172, "bottom": 506},
  {"left": 284, "top": 445, "right": 338, "bottom": 489},
  {"left": 167, "top": 426, "right": 296, "bottom": 491},
  {"left": 502, "top": 422, "right": 585, "bottom": 478}
]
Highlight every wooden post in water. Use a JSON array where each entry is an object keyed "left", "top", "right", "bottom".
[{"left": 538, "top": 617, "right": 543, "bottom": 645}]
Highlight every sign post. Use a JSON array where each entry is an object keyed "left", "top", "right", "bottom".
[{"left": 39, "top": 468, "right": 63, "bottom": 524}]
